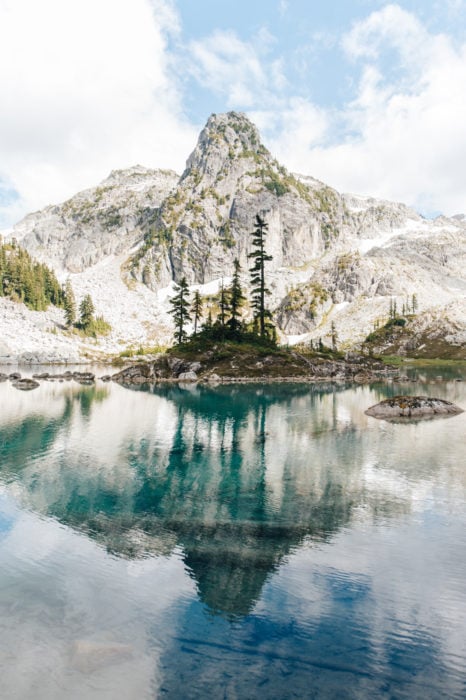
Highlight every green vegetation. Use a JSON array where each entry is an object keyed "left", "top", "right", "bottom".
[
  {"left": 63, "top": 279, "right": 76, "bottom": 326},
  {"left": 191, "top": 290, "right": 203, "bottom": 335},
  {"left": 381, "top": 356, "right": 466, "bottom": 367},
  {"left": 0, "top": 240, "right": 64, "bottom": 311},
  {"left": 169, "top": 277, "right": 191, "bottom": 344},
  {"left": 118, "top": 344, "right": 167, "bottom": 358},
  {"left": 168, "top": 215, "right": 275, "bottom": 349},
  {"left": 228, "top": 258, "right": 245, "bottom": 334},
  {"left": 281, "top": 282, "right": 329, "bottom": 318},
  {"left": 73, "top": 292, "right": 111, "bottom": 337},
  {"left": 79, "top": 294, "right": 95, "bottom": 328},
  {"left": 248, "top": 214, "right": 274, "bottom": 339},
  {"left": 77, "top": 315, "right": 112, "bottom": 338}
]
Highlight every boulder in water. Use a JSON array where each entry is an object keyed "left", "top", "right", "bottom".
[
  {"left": 366, "top": 395, "right": 463, "bottom": 420},
  {"left": 12, "top": 378, "right": 40, "bottom": 391}
]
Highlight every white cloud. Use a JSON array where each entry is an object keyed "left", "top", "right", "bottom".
[
  {"left": 263, "top": 4, "right": 466, "bottom": 215},
  {"left": 278, "top": 0, "right": 289, "bottom": 18},
  {"left": 187, "top": 29, "right": 286, "bottom": 109},
  {"left": 0, "top": 0, "right": 197, "bottom": 226}
]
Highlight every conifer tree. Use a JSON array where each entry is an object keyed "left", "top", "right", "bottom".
[
  {"left": 79, "top": 293, "right": 95, "bottom": 329},
  {"left": 248, "top": 214, "right": 273, "bottom": 338},
  {"left": 227, "top": 258, "right": 245, "bottom": 334},
  {"left": 331, "top": 321, "right": 338, "bottom": 351},
  {"left": 169, "top": 277, "right": 191, "bottom": 345},
  {"left": 191, "top": 290, "right": 203, "bottom": 335},
  {"left": 204, "top": 308, "right": 213, "bottom": 332},
  {"left": 0, "top": 240, "right": 64, "bottom": 311},
  {"left": 64, "top": 280, "right": 76, "bottom": 327},
  {"left": 218, "top": 279, "right": 228, "bottom": 336}
]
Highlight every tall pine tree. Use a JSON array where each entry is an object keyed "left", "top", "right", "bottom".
[
  {"left": 248, "top": 214, "right": 273, "bottom": 338},
  {"left": 79, "top": 294, "right": 95, "bottom": 329},
  {"left": 218, "top": 279, "right": 228, "bottom": 336},
  {"left": 64, "top": 280, "right": 76, "bottom": 326},
  {"left": 191, "top": 290, "right": 203, "bottom": 335},
  {"left": 227, "top": 258, "right": 245, "bottom": 334},
  {"left": 169, "top": 277, "right": 191, "bottom": 345}
]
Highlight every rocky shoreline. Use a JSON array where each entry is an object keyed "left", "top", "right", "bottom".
[{"left": 1, "top": 351, "right": 463, "bottom": 391}]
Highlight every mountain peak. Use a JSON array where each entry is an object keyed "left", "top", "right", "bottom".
[{"left": 182, "top": 111, "right": 271, "bottom": 184}]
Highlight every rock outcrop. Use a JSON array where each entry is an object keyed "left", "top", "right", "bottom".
[{"left": 365, "top": 395, "right": 463, "bottom": 419}]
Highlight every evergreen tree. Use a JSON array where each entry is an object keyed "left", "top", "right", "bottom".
[
  {"left": 79, "top": 293, "right": 95, "bottom": 329},
  {"left": 331, "top": 321, "right": 338, "bottom": 351},
  {"left": 412, "top": 293, "right": 418, "bottom": 313},
  {"left": 191, "top": 290, "right": 203, "bottom": 335},
  {"left": 64, "top": 280, "right": 76, "bottom": 327},
  {"left": 169, "top": 277, "right": 191, "bottom": 345},
  {"left": 227, "top": 258, "right": 245, "bottom": 334},
  {"left": 218, "top": 278, "right": 228, "bottom": 332},
  {"left": 0, "top": 240, "right": 64, "bottom": 311},
  {"left": 204, "top": 309, "right": 213, "bottom": 332},
  {"left": 248, "top": 214, "right": 273, "bottom": 338}
]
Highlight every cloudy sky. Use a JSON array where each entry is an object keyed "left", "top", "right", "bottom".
[{"left": 1, "top": 0, "right": 466, "bottom": 226}]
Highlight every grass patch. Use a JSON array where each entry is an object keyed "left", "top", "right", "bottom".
[{"left": 381, "top": 355, "right": 466, "bottom": 367}]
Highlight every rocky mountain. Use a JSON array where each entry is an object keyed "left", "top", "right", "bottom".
[
  {"left": 11, "top": 165, "right": 178, "bottom": 272},
  {"left": 2, "top": 111, "right": 466, "bottom": 362}
]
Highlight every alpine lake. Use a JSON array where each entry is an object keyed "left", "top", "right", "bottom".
[{"left": 0, "top": 365, "right": 465, "bottom": 699}]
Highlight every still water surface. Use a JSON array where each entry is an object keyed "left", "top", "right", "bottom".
[{"left": 0, "top": 372, "right": 465, "bottom": 699}]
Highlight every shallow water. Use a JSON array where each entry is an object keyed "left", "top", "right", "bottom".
[{"left": 0, "top": 374, "right": 465, "bottom": 699}]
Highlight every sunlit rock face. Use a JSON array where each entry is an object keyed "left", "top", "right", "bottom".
[
  {"left": 10, "top": 165, "right": 178, "bottom": 273},
  {"left": 6, "top": 111, "right": 466, "bottom": 350}
]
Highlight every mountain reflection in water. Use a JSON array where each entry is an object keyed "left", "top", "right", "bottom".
[{"left": 1, "top": 378, "right": 464, "bottom": 619}]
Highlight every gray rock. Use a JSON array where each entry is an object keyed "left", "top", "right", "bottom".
[
  {"left": 365, "top": 395, "right": 463, "bottom": 420},
  {"left": 111, "top": 363, "right": 154, "bottom": 383},
  {"left": 177, "top": 371, "right": 198, "bottom": 382},
  {"left": 72, "top": 371, "right": 95, "bottom": 382},
  {"left": 12, "top": 378, "right": 40, "bottom": 391},
  {"left": 11, "top": 166, "right": 178, "bottom": 273}
]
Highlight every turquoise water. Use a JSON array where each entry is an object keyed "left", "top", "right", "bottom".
[{"left": 0, "top": 375, "right": 465, "bottom": 699}]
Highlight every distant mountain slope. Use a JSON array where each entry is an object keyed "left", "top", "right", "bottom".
[{"left": 11, "top": 165, "right": 178, "bottom": 272}]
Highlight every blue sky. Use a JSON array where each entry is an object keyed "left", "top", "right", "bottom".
[
  {"left": 175, "top": 0, "right": 466, "bottom": 121},
  {"left": 1, "top": 0, "right": 466, "bottom": 226}
]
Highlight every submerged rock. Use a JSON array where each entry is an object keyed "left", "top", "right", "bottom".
[
  {"left": 365, "top": 395, "right": 463, "bottom": 420},
  {"left": 70, "top": 639, "right": 133, "bottom": 673},
  {"left": 12, "top": 378, "right": 40, "bottom": 391}
]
